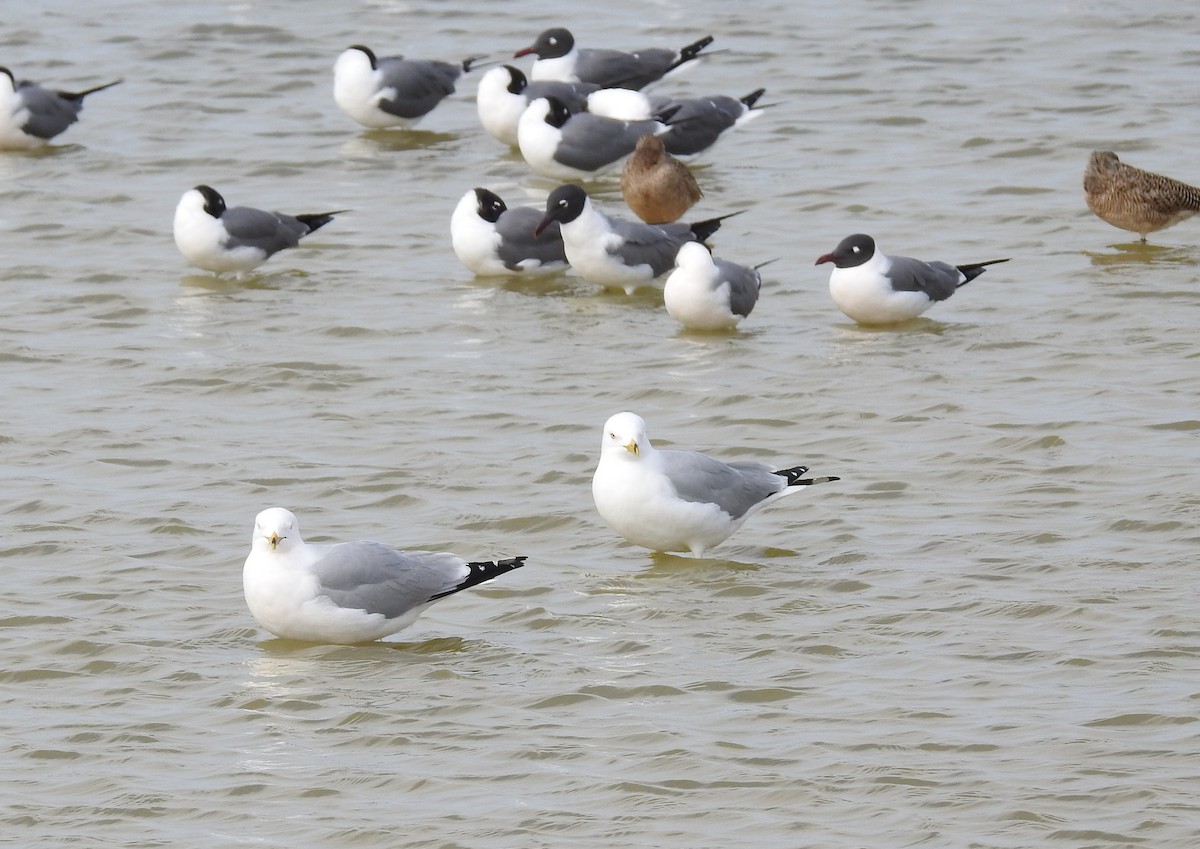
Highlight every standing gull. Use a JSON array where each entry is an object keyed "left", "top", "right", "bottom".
[
  {"left": 514, "top": 27, "right": 713, "bottom": 90},
  {"left": 516, "top": 95, "right": 676, "bottom": 180},
  {"left": 534, "top": 183, "right": 737, "bottom": 292},
  {"left": 620, "top": 134, "right": 703, "bottom": 224},
  {"left": 591, "top": 412, "right": 839, "bottom": 556},
  {"left": 1083, "top": 150, "right": 1200, "bottom": 242},
  {"left": 0, "top": 67, "right": 121, "bottom": 149},
  {"left": 173, "top": 185, "right": 346, "bottom": 274},
  {"left": 816, "top": 233, "right": 1009, "bottom": 325},
  {"left": 663, "top": 242, "right": 764, "bottom": 330},
  {"left": 451, "top": 187, "right": 568, "bottom": 276},
  {"left": 242, "top": 507, "right": 527, "bottom": 644},
  {"left": 333, "top": 45, "right": 480, "bottom": 129}
]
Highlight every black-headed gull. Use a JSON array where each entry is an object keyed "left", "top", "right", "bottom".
[
  {"left": 451, "top": 187, "right": 568, "bottom": 276},
  {"left": 333, "top": 45, "right": 479, "bottom": 129},
  {"left": 514, "top": 27, "right": 713, "bottom": 90},
  {"left": 173, "top": 185, "right": 345, "bottom": 274},
  {"left": 816, "top": 233, "right": 1009, "bottom": 325},
  {"left": 0, "top": 67, "right": 120, "bottom": 149}
]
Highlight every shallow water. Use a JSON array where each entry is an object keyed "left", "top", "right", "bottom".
[{"left": 2, "top": 1, "right": 1198, "bottom": 847}]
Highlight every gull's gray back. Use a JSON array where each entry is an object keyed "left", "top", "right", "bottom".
[
  {"left": 221, "top": 206, "right": 309, "bottom": 254},
  {"left": 17, "top": 83, "right": 82, "bottom": 139},
  {"left": 885, "top": 255, "right": 962, "bottom": 302},
  {"left": 554, "top": 114, "right": 661, "bottom": 172},
  {"left": 377, "top": 57, "right": 460, "bottom": 119},
  {"left": 495, "top": 206, "right": 566, "bottom": 269},
  {"left": 312, "top": 541, "right": 466, "bottom": 619},
  {"left": 659, "top": 449, "right": 784, "bottom": 520},
  {"left": 606, "top": 216, "right": 696, "bottom": 277},
  {"left": 714, "top": 258, "right": 762, "bottom": 318},
  {"left": 576, "top": 47, "right": 674, "bottom": 89}
]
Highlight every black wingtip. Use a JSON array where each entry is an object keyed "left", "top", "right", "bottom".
[
  {"left": 678, "top": 35, "right": 715, "bottom": 62},
  {"left": 774, "top": 466, "right": 840, "bottom": 487},
  {"left": 430, "top": 556, "right": 528, "bottom": 600},
  {"left": 740, "top": 88, "right": 767, "bottom": 108},
  {"left": 295, "top": 210, "right": 350, "bottom": 233},
  {"left": 956, "top": 257, "right": 1010, "bottom": 286},
  {"left": 689, "top": 208, "right": 745, "bottom": 243},
  {"left": 63, "top": 78, "right": 123, "bottom": 101}
]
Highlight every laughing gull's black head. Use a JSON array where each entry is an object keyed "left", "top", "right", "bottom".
[
  {"left": 0, "top": 67, "right": 14, "bottom": 88},
  {"left": 816, "top": 233, "right": 876, "bottom": 269},
  {"left": 515, "top": 27, "right": 575, "bottom": 60},
  {"left": 194, "top": 185, "right": 227, "bottom": 218},
  {"left": 347, "top": 45, "right": 378, "bottom": 69},
  {"left": 473, "top": 187, "right": 507, "bottom": 223},
  {"left": 535, "top": 183, "right": 588, "bottom": 236},
  {"left": 540, "top": 95, "right": 572, "bottom": 128},
  {"left": 502, "top": 65, "right": 528, "bottom": 94}
]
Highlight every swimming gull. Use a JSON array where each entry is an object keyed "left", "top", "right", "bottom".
[
  {"left": 333, "top": 44, "right": 480, "bottom": 129},
  {"left": 0, "top": 66, "right": 121, "bottom": 149},
  {"left": 514, "top": 27, "right": 713, "bottom": 90},
  {"left": 663, "top": 242, "right": 765, "bottom": 330},
  {"left": 451, "top": 187, "right": 568, "bottom": 276}
]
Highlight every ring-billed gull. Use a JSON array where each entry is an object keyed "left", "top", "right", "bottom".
[
  {"left": 591, "top": 412, "right": 839, "bottom": 556},
  {"left": 173, "top": 185, "right": 346, "bottom": 274},
  {"left": 1083, "top": 150, "right": 1200, "bottom": 243},
  {"left": 332, "top": 45, "right": 481, "bottom": 129},
  {"left": 0, "top": 67, "right": 121, "bottom": 149},
  {"left": 514, "top": 28, "right": 713, "bottom": 90},
  {"left": 663, "top": 242, "right": 764, "bottom": 330},
  {"left": 815, "top": 233, "right": 1009, "bottom": 325},
  {"left": 242, "top": 507, "right": 527, "bottom": 644}
]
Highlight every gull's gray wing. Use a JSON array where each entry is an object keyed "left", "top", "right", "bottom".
[
  {"left": 553, "top": 114, "right": 661, "bottom": 172},
  {"left": 16, "top": 83, "right": 82, "bottom": 139},
  {"left": 310, "top": 541, "right": 468, "bottom": 618},
  {"left": 576, "top": 47, "right": 674, "bottom": 89},
  {"left": 377, "top": 57, "right": 461, "bottom": 119},
  {"left": 713, "top": 258, "right": 762, "bottom": 318},
  {"left": 655, "top": 95, "right": 742, "bottom": 156},
  {"left": 658, "top": 450, "right": 784, "bottom": 520},
  {"left": 885, "top": 256, "right": 962, "bottom": 302},
  {"left": 605, "top": 215, "right": 696, "bottom": 277},
  {"left": 220, "top": 206, "right": 309, "bottom": 255},
  {"left": 495, "top": 205, "right": 567, "bottom": 270}
]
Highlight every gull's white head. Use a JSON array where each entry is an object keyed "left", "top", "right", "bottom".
[
  {"left": 601, "top": 411, "right": 649, "bottom": 459},
  {"left": 252, "top": 507, "right": 302, "bottom": 553}
]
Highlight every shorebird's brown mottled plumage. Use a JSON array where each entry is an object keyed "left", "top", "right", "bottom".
[
  {"left": 1084, "top": 150, "right": 1200, "bottom": 242},
  {"left": 620, "top": 134, "right": 703, "bottom": 224}
]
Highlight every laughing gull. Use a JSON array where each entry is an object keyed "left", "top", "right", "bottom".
[
  {"left": 451, "top": 187, "right": 568, "bottom": 276},
  {"left": 592, "top": 412, "right": 839, "bottom": 556},
  {"left": 173, "top": 185, "right": 346, "bottom": 274},
  {"left": 0, "top": 67, "right": 121, "bottom": 149},
  {"left": 1083, "top": 150, "right": 1200, "bottom": 242},
  {"left": 516, "top": 95, "right": 677, "bottom": 180},
  {"left": 476, "top": 64, "right": 600, "bottom": 147},
  {"left": 514, "top": 27, "right": 713, "bottom": 90},
  {"left": 333, "top": 44, "right": 480, "bottom": 129},
  {"left": 534, "top": 183, "right": 738, "bottom": 292},
  {"left": 243, "top": 507, "right": 527, "bottom": 644},
  {"left": 663, "top": 243, "right": 764, "bottom": 330},
  {"left": 815, "top": 233, "right": 1010, "bottom": 325},
  {"left": 655, "top": 88, "right": 767, "bottom": 156},
  {"left": 620, "top": 134, "right": 702, "bottom": 223}
]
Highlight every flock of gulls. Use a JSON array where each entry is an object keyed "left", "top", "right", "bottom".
[{"left": 5, "top": 26, "right": 1199, "bottom": 645}]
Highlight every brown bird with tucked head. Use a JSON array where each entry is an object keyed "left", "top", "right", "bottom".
[
  {"left": 620, "top": 134, "right": 703, "bottom": 224},
  {"left": 1084, "top": 150, "right": 1200, "bottom": 242}
]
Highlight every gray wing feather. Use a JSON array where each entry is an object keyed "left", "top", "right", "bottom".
[
  {"left": 495, "top": 206, "right": 567, "bottom": 269},
  {"left": 221, "top": 206, "right": 309, "bottom": 255},
  {"left": 526, "top": 80, "right": 599, "bottom": 112},
  {"left": 553, "top": 114, "right": 661, "bottom": 171},
  {"left": 659, "top": 450, "right": 784, "bottom": 520},
  {"left": 576, "top": 47, "right": 674, "bottom": 89},
  {"left": 655, "top": 96, "right": 743, "bottom": 156},
  {"left": 377, "top": 57, "right": 461, "bottom": 119},
  {"left": 16, "top": 84, "right": 82, "bottom": 139},
  {"left": 606, "top": 216, "right": 695, "bottom": 277},
  {"left": 311, "top": 541, "right": 467, "bottom": 619},
  {"left": 886, "top": 256, "right": 962, "bottom": 301},
  {"left": 713, "top": 258, "right": 762, "bottom": 318}
]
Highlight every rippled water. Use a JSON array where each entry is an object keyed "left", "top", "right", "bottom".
[{"left": 2, "top": 1, "right": 1198, "bottom": 846}]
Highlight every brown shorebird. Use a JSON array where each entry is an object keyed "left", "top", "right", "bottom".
[
  {"left": 620, "top": 134, "right": 703, "bottom": 224},
  {"left": 1083, "top": 150, "right": 1200, "bottom": 242}
]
